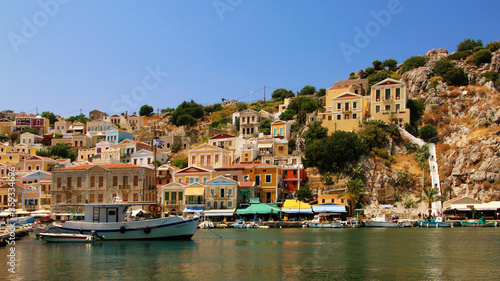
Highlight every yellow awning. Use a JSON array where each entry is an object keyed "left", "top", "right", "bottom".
[
  {"left": 283, "top": 199, "right": 312, "bottom": 209},
  {"left": 185, "top": 187, "right": 205, "bottom": 196},
  {"left": 258, "top": 143, "right": 273, "bottom": 148}
]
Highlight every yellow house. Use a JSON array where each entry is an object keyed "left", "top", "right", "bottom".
[
  {"left": 270, "top": 120, "right": 293, "bottom": 139},
  {"left": 23, "top": 155, "right": 57, "bottom": 172},
  {"left": 174, "top": 166, "right": 216, "bottom": 185},
  {"left": 370, "top": 78, "right": 410, "bottom": 125},
  {"left": 188, "top": 143, "right": 233, "bottom": 169},
  {"left": 0, "top": 153, "right": 29, "bottom": 164},
  {"left": 278, "top": 97, "right": 294, "bottom": 113},
  {"left": 0, "top": 118, "right": 13, "bottom": 137},
  {"left": 77, "top": 148, "right": 96, "bottom": 162},
  {"left": 14, "top": 144, "right": 38, "bottom": 156},
  {"left": 20, "top": 132, "right": 42, "bottom": 146},
  {"left": 160, "top": 181, "right": 186, "bottom": 215},
  {"left": 320, "top": 86, "right": 370, "bottom": 133},
  {"left": 0, "top": 143, "right": 14, "bottom": 154},
  {"left": 205, "top": 176, "right": 237, "bottom": 211}
]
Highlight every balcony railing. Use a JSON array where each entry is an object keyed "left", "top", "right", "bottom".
[{"left": 164, "top": 200, "right": 183, "bottom": 205}]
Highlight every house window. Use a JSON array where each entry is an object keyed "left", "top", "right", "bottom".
[
  {"left": 67, "top": 177, "right": 72, "bottom": 187},
  {"left": 200, "top": 156, "right": 205, "bottom": 166},
  {"left": 375, "top": 105, "right": 381, "bottom": 113},
  {"left": 215, "top": 154, "right": 219, "bottom": 164},
  {"left": 89, "top": 194, "right": 94, "bottom": 202},
  {"left": 322, "top": 199, "right": 325, "bottom": 203},
  {"left": 331, "top": 199, "right": 335, "bottom": 203},
  {"left": 113, "top": 176, "right": 118, "bottom": 186},
  {"left": 376, "top": 89, "right": 381, "bottom": 101},
  {"left": 336, "top": 115, "right": 341, "bottom": 120},
  {"left": 27, "top": 165, "right": 31, "bottom": 170},
  {"left": 99, "top": 176, "right": 104, "bottom": 187},
  {"left": 385, "top": 88, "right": 391, "bottom": 100},
  {"left": 192, "top": 156, "right": 196, "bottom": 165},
  {"left": 284, "top": 170, "right": 287, "bottom": 175},
  {"left": 57, "top": 177, "right": 61, "bottom": 188},
  {"left": 190, "top": 178, "right": 194, "bottom": 184},
  {"left": 328, "top": 115, "right": 332, "bottom": 121},
  {"left": 352, "top": 101, "right": 358, "bottom": 109},
  {"left": 395, "top": 88, "right": 401, "bottom": 100},
  {"left": 133, "top": 193, "right": 139, "bottom": 201},
  {"left": 337, "top": 103, "right": 342, "bottom": 110},
  {"left": 265, "top": 174, "right": 272, "bottom": 183},
  {"left": 344, "top": 102, "right": 350, "bottom": 111},
  {"left": 385, "top": 104, "right": 391, "bottom": 112},
  {"left": 207, "top": 155, "right": 211, "bottom": 165},
  {"left": 207, "top": 201, "right": 211, "bottom": 208},
  {"left": 344, "top": 114, "right": 349, "bottom": 120},
  {"left": 396, "top": 104, "right": 401, "bottom": 112},
  {"left": 210, "top": 189, "right": 215, "bottom": 196},
  {"left": 98, "top": 194, "right": 103, "bottom": 202},
  {"left": 203, "top": 177, "right": 207, "bottom": 184},
  {"left": 133, "top": 175, "right": 139, "bottom": 186},
  {"left": 123, "top": 176, "right": 128, "bottom": 187},
  {"left": 77, "top": 177, "right": 82, "bottom": 187},
  {"left": 293, "top": 170, "right": 297, "bottom": 175},
  {"left": 90, "top": 176, "right": 95, "bottom": 187},
  {"left": 228, "top": 201, "right": 233, "bottom": 208},
  {"left": 227, "top": 189, "right": 233, "bottom": 196},
  {"left": 353, "top": 113, "right": 358, "bottom": 119}
]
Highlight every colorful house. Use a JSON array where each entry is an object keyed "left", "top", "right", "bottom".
[
  {"left": 160, "top": 181, "right": 186, "bottom": 215},
  {"left": 174, "top": 166, "right": 215, "bottom": 185},
  {"left": 130, "top": 149, "right": 169, "bottom": 167},
  {"left": 370, "top": 78, "right": 410, "bottom": 125},
  {"left": 204, "top": 176, "right": 237, "bottom": 211},
  {"left": 188, "top": 143, "right": 233, "bottom": 169},
  {"left": 106, "top": 128, "right": 134, "bottom": 144},
  {"left": 282, "top": 166, "right": 306, "bottom": 193},
  {"left": 23, "top": 155, "right": 57, "bottom": 172},
  {"left": 270, "top": 120, "right": 293, "bottom": 139},
  {"left": 183, "top": 182, "right": 205, "bottom": 214},
  {"left": 0, "top": 118, "right": 13, "bottom": 137},
  {"left": 14, "top": 113, "right": 49, "bottom": 134},
  {"left": 157, "top": 164, "right": 180, "bottom": 186}
]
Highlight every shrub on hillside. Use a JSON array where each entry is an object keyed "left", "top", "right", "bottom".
[
  {"left": 448, "top": 50, "right": 472, "bottom": 61},
  {"left": 485, "top": 41, "right": 500, "bottom": 52},
  {"left": 470, "top": 50, "right": 492, "bottom": 66},
  {"left": 442, "top": 67, "right": 468, "bottom": 86},
  {"left": 364, "top": 66, "right": 375, "bottom": 75},
  {"left": 457, "top": 38, "right": 483, "bottom": 52},
  {"left": 433, "top": 60, "right": 455, "bottom": 76},
  {"left": 480, "top": 71, "right": 499, "bottom": 83},
  {"left": 400, "top": 56, "right": 426, "bottom": 74},
  {"left": 419, "top": 124, "right": 439, "bottom": 143}
]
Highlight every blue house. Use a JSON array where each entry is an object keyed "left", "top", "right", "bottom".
[{"left": 106, "top": 128, "right": 134, "bottom": 144}]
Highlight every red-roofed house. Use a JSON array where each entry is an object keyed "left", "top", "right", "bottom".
[
  {"left": 370, "top": 78, "right": 410, "bottom": 125},
  {"left": 51, "top": 163, "right": 156, "bottom": 207}
]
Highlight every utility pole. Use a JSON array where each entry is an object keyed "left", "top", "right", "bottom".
[{"left": 264, "top": 86, "right": 266, "bottom": 103}]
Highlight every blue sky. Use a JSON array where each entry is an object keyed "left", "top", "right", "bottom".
[{"left": 1, "top": 0, "right": 499, "bottom": 117}]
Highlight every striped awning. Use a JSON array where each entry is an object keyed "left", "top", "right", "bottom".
[
  {"left": 203, "top": 209, "right": 235, "bottom": 216},
  {"left": 312, "top": 205, "right": 347, "bottom": 213},
  {"left": 281, "top": 208, "right": 313, "bottom": 214},
  {"left": 185, "top": 187, "right": 205, "bottom": 196}
]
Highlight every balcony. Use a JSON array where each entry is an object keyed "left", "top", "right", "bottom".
[{"left": 164, "top": 200, "right": 183, "bottom": 206}]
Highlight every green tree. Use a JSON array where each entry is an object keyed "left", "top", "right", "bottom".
[
  {"left": 279, "top": 111, "right": 295, "bottom": 121},
  {"left": 204, "top": 103, "right": 222, "bottom": 113},
  {"left": 41, "top": 111, "right": 57, "bottom": 125},
  {"left": 419, "top": 124, "right": 438, "bottom": 142},
  {"left": 305, "top": 131, "right": 367, "bottom": 172},
  {"left": 471, "top": 50, "right": 492, "bottom": 66},
  {"left": 457, "top": 38, "right": 483, "bottom": 52},
  {"left": 442, "top": 67, "right": 468, "bottom": 86},
  {"left": 288, "top": 139, "right": 296, "bottom": 153},
  {"left": 295, "top": 185, "right": 314, "bottom": 202},
  {"left": 171, "top": 156, "right": 188, "bottom": 169},
  {"left": 236, "top": 102, "right": 248, "bottom": 112},
  {"left": 406, "top": 98, "right": 425, "bottom": 126},
  {"left": 139, "top": 105, "right": 154, "bottom": 116},
  {"left": 367, "top": 70, "right": 391, "bottom": 92},
  {"left": 364, "top": 66, "right": 375, "bottom": 75},
  {"left": 66, "top": 113, "right": 89, "bottom": 124},
  {"left": 37, "top": 143, "right": 77, "bottom": 161},
  {"left": 299, "top": 85, "right": 316, "bottom": 96},
  {"left": 372, "top": 60, "right": 383, "bottom": 70},
  {"left": 170, "top": 100, "right": 204, "bottom": 126},
  {"left": 480, "top": 71, "right": 499, "bottom": 83},
  {"left": 418, "top": 187, "right": 445, "bottom": 217},
  {"left": 382, "top": 58, "right": 398, "bottom": 71},
  {"left": 171, "top": 141, "right": 182, "bottom": 153},
  {"left": 235, "top": 117, "right": 240, "bottom": 131},
  {"left": 400, "top": 56, "right": 427, "bottom": 74},
  {"left": 258, "top": 118, "right": 272, "bottom": 135},
  {"left": 358, "top": 124, "right": 387, "bottom": 151},
  {"left": 301, "top": 120, "right": 328, "bottom": 145},
  {"left": 433, "top": 60, "right": 455, "bottom": 76},
  {"left": 21, "top": 127, "right": 39, "bottom": 135},
  {"left": 485, "top": 41, "right": 500, "bottom": 52},
  {"left": 448, "top": 51, "right": 472, "bottom": 61},
  {"left": 316, "top": 88, "right": 326, "bottom": 97},
  {"left": 341, "top": 178, "right": 366, "bottom": 216},
  {"left": 403, "top": 198, "right": 417, "bottom": 209},
  {"left": 271, "top": 88, "right": 295, "bottom": 101}
]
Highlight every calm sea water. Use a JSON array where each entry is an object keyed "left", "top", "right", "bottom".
[{"left": 2, "top": 227, "right": 500, "bottom": 280}]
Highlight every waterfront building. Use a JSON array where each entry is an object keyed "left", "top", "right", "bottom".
[
  {"left": 204, "top": 176, "right": 237, "bottom": 212},
  {"left": 51, "top": 163, "right": 157, "bottom": 207},
  {"left": 160, "top": 181, "right": 186, "bottom": 216},
  {"left": 370, "top": 78, "right": 410, "bottom": 125}
]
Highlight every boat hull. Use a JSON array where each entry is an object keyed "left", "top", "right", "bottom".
[
  {"left": 461, "top": 221, "right": 497, "bottom": 227},
  {"left": 52, "top": 216, "right": 200, "bottom": 240},
  {"left": 418, "top": 221, "right": 452, "bottom": 228},
  {"left": 39, "top": 233, "right": 95, "bottom": 243},
  {"left": 364, "top": 221, "right": 399, "bottom": 228},
  {"left": 307, "top": 222, "right": 342, "bottom": 228}
]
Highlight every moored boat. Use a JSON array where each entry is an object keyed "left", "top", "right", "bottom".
[
  {"left": 364, "top": 213, "right": 399, "bottom": 228},
  {"left": 39, "top": 232, "right": 104, "bottom": 243},
  {"left": 418, "top": 217, "right": 452, "bottom": 228},
  {"left": 461, "top": 218, "right": 497, "bottom": 227},
  {"left": 50, "top": 202, "right": 199, "bottom": 240}
]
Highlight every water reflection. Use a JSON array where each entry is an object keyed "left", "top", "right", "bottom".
[{"left": 2, "top": 228, "right": 500, "bottom": 280}]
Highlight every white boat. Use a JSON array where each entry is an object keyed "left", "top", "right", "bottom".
[
  {"left": 307, "top": 214, "right": 342, "bottom": 228},
  {"left": 364, "top": 213, "right": 399, "bottom": 228},
  {"left": 51, "top": 202, "right": 200, "bottom": 240},
  {"left": 39, "top": 232, "right": 104, "bottom": 243}
]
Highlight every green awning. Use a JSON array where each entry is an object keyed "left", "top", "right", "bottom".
[{"left": 236, "top": 203, "right": 281, "bottom": 215}]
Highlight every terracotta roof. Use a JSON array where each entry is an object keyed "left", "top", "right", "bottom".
[
  {"left": 209, "top": 133, "right": 236, "bottom": 140},
  {"left": 327, "top": 86, "right": 350, "bottom": 90},
  {"left": 62, "top": 163, "right": 143, "bottom": 170}
]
